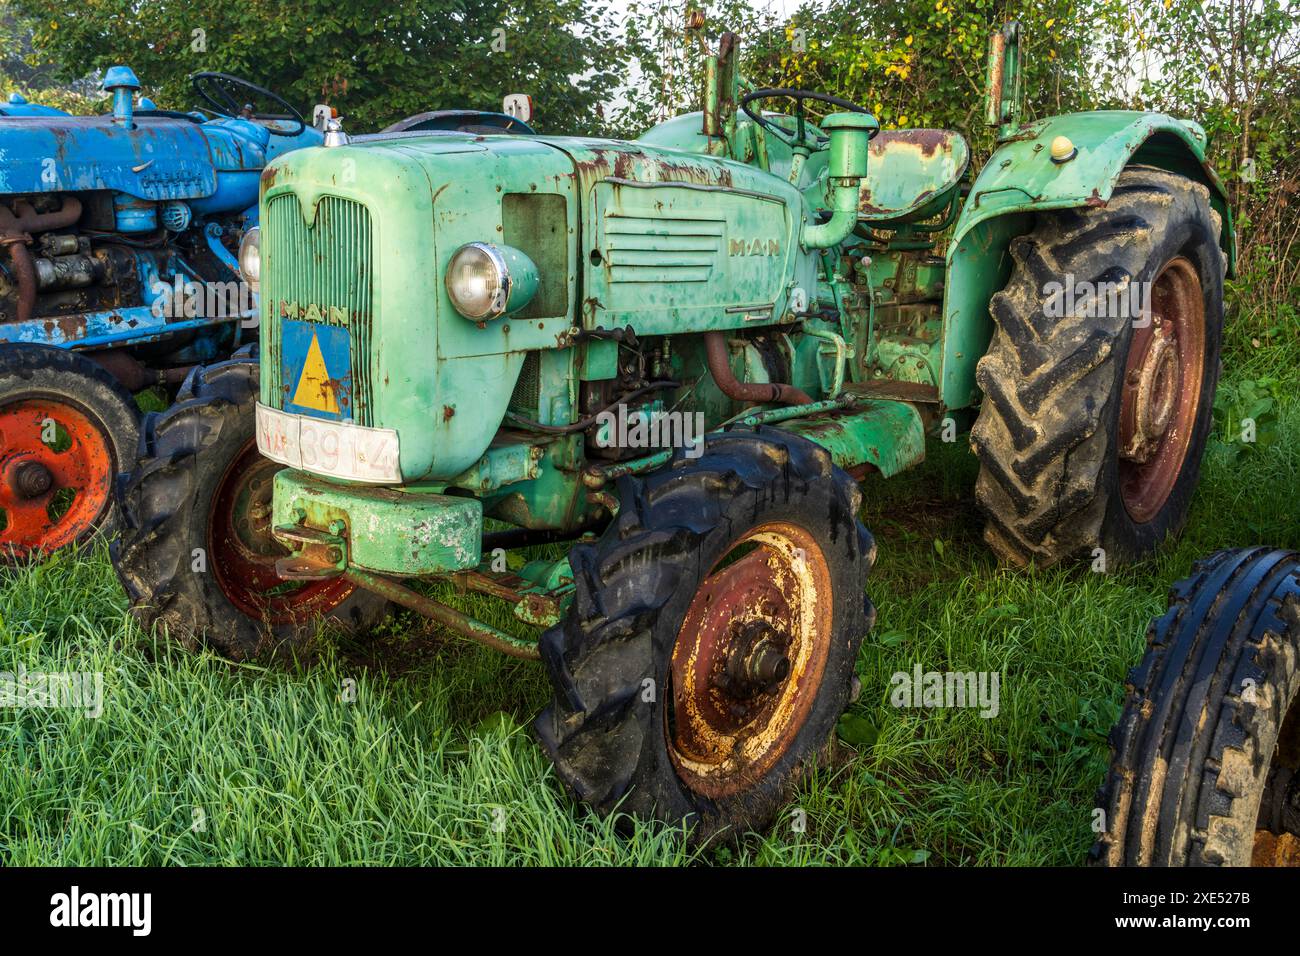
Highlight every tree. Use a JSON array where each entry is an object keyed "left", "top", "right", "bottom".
[
  {"left": 619, "top": 0, "right": 1104, "bottom": 158},
  {"left": 4, "top": 0, "right": 630, "bottom": 134}
]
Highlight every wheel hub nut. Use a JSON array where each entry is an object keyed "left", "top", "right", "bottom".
[
  {"left": 726, "top": 622, "right": 791, "bottom": 696},
  {"left": 746, "top": 641, "right": 791, "bottom": 685},
  {"left": 13, "top": 461, "right": 53, "bottom": 498},
  {"left": 1122, "top": 325, "right": 1179, "bottom": 463}
]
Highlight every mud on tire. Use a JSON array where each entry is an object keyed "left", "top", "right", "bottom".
[
  {"left": 1092, "top": 547, "right": 1300, "bottom": 866},
  {"left": 972, "top": 166, "right": 1225, "bottom": 567},
  {"left": 112, "top": 355, "right": 387, "bottom": 659},
  {"left": 535, "top": 426, "right": 875, "bottom": 840}
]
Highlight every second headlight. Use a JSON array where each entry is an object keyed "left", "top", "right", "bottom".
[{"left": 238, "top": 226, "right": 261, "bottom": 292}]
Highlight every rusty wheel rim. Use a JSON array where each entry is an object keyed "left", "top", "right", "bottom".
[
  {"left": 1251, "top": 693, "right": 1300, "bottom": 866},
  {"left": 1117, "top": 256, "right": 1206, "bottom": 524},
  {"left": 0, "top": 395, "right": 115, "bottom": 559},
  {"left": 208, "top": 439, "right": 357, "bottom": 625},
  {"left": 667, "top": 521, "right": 834, "bottom": 800}
]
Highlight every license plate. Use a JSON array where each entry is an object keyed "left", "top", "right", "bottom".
[{"left": 256, "top": 403, "right": 401, "bottom": 483}]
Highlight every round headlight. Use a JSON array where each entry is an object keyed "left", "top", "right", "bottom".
[
  {"left": 238, "top": 226, "right": 261, "bottom": 292},
  {"left": 445, "top": 242, "right": 538, "bottom": 320}
]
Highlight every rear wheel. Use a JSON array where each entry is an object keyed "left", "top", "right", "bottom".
[
  {"left": 535, "top": 427, "right": 875, "bottom": 840},
  {"left": 112, "top": 357, "right": 387, "bottom": 658},
  {"left": 0, "top": 343, "right": 140, "bottom": 562},
  {"left": 972, "top": 166, "right": 1225, "bottom": 567},
  {"left": 1093, "top": 548, "right": 1300, "bottom": 866}
]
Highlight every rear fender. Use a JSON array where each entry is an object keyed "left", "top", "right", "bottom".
[{"left": 939, "top": 111, "right": 1234, "bottom": 409}]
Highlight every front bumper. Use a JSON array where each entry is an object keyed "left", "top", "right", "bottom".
[{"left": 271, "top": 469, "right": 482, "bottom": 576}]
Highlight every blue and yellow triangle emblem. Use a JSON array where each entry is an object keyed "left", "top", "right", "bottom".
[
  {"left": 291, "top": 330, "right": 341, "bottom": 415},
  {"left": 280, "top": 319, "right": 352, "bottom": 421}
]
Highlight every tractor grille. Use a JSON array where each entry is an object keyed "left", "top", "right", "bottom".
[
  {"left": 263, "top": 194, "right": 375, "bottom": 425},
  {"left": 509, "top": 352, "right": 541, "bottom": 416}
]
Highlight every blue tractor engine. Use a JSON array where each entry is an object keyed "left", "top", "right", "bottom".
[
  {"left": 0, "top": 67, "right": 322, "bottom": 561},
  {"left": 0, "top": 67, "right": 323, "bottom": 379}
]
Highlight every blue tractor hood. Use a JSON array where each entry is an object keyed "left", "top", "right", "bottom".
[{"left": 0, "top": 77, "right": 322, "bottom": 214}]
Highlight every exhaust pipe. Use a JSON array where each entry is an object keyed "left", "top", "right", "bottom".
[{"left": 0, "top": 197, "right": 84, "bottom": 324}]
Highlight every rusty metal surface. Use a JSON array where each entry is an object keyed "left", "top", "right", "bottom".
[
  {"left": 857, "top": 129, "right": 970, "bottom": 224},
  {"left": 346, "top": 567, "right": 541, "bottom": 659},
  {"left": 843, "top": 379, "right": 941, "bottom": 404},
  {"left": 454, "top": 568, "right": 562, "bottom": 627},
  {"left": 272, "top": 523, "right": 347, "bottom": 580},
  {"left": 705, "top": 330, "right": 812, "bottom": 406},
  {"left": 1118, "top": 256, "right": 1207, "bottom": 523},
  {"left": 0, "top": 197, "right": 82, "bottom": 325},
  {"left": 776, "top": 398, "right": 926, "bottom": 478},
  {"left": 667, "top": 521, "right": 833, "bottom": 799}
]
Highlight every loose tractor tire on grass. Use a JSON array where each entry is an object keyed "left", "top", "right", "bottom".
[
  {"left": 1, "top": 69, "right": 325, "bottom": 561},
  {"left": 113, "top": 24, "right": 1235, "bottom": 837},
  {"left": 1094, "top": 548, "right": 1300, "bottom": 867}
]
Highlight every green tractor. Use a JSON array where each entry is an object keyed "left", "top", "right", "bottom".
[{"left": 113, "top": 24, "right": 1234, "bottom": 838}]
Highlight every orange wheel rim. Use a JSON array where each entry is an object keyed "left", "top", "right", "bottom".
[
  {"left": 0, "top": 396, "right": 115, "bottom": 559},
  {"left": 666, "top": 521, "right": 834, "bottom": 800},
  {"left": 1252, "top": 693, "right": 1300, "bottom": 866}
]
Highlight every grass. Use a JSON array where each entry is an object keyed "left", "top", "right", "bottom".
[{"left": 2, "top": 320, "right": 1297, "bottom": 866}]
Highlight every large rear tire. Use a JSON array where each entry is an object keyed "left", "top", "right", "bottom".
[
  {"left": 0, "top": 343, "right": 140, "bottom": 563},
  {"left": 1092, "top": 547, "right": 1300, "bottom": 866},
  {"left": 112, "top": 357, "right": 388, "bottom": 658},
  {"left": 972, "top": 166, "right": 1225, "bottom": 567},
  {"left": 535, "top": 427, "right": 875, "bottom": 841}
]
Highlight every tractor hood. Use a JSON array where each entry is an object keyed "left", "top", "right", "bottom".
[
  {"left": 0, "top": 113, "right": 321, "bottom": 212},
  {"left": 257, "top": 131, "right": 812, "bottom": 482}
]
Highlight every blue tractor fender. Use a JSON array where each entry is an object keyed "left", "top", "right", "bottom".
[{"left": 939, "top": 110, "right": 1235, "bottom": 410}]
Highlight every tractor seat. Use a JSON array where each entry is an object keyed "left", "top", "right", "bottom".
[{"left": 857, "top": 129, "right": 970, "bottom": 227}]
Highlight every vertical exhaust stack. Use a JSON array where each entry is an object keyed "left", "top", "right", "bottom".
[
  {"left": 984, "top": 21, "right": 1023, "bottom": 142},
  {"left": 801, "top": 112, "right": 875, "bottom": 249},
  {"left": 102, "top": 66, "right": 140, "bottom": 127}
]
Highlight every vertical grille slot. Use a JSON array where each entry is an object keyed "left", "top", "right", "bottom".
[
  {"left": 263, "top": 194, "right": 374, "bottom": 424},
  {"left": 509, "top": 352, "right": 541, "bottom": 416}
]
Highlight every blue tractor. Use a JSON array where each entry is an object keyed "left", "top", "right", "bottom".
[{"left": 0, "top": 69, "right": 323, "bottom": 560}]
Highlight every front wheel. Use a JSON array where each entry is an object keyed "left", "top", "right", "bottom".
[
  {"left": 112, "top": 357, "right": 387, "bottom": 658},
  {"left": 0, "top": 343, "right": 140, "bottom": 562},
  {"left": 535, "top": 427, "right": 875, "bottom": 840}
]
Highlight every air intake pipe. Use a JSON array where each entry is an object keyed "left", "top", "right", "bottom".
[
  {"left": 102, "top": 66, "right": 141, "bottom": 127},
  {"left": 801, "top": 112, "right": 876, "bottom": 250},
  {"left": 705, "top": 331, "right": 812, "bottom": 407}
]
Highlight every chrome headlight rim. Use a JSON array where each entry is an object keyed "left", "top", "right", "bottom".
[
  {"left": 237, "top": 226, "right": 261, "bottom": 292},
  {"left": 445, "top": 241, "right": 510, "bottom": 321}
]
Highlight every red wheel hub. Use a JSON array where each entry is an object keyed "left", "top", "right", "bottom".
[
  {"left": 1118, "top": 256, "right": 1206, "bottom": 523},
  {"left": 667, "top": 522, "right": 834, "bottom": 799},
  {"left": 0, "top": 396, "right": 115, "bottom": 559},
  {"left": 208, "top": 439, "right": 357, "bottom": 625}
]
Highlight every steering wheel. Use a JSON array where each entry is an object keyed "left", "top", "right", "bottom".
[
  {"left": 739, "top": 88, "right": 878, "bottom": 149},
  {"left": 191, "top": 72, "right": 306, "bottom": 136}
]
